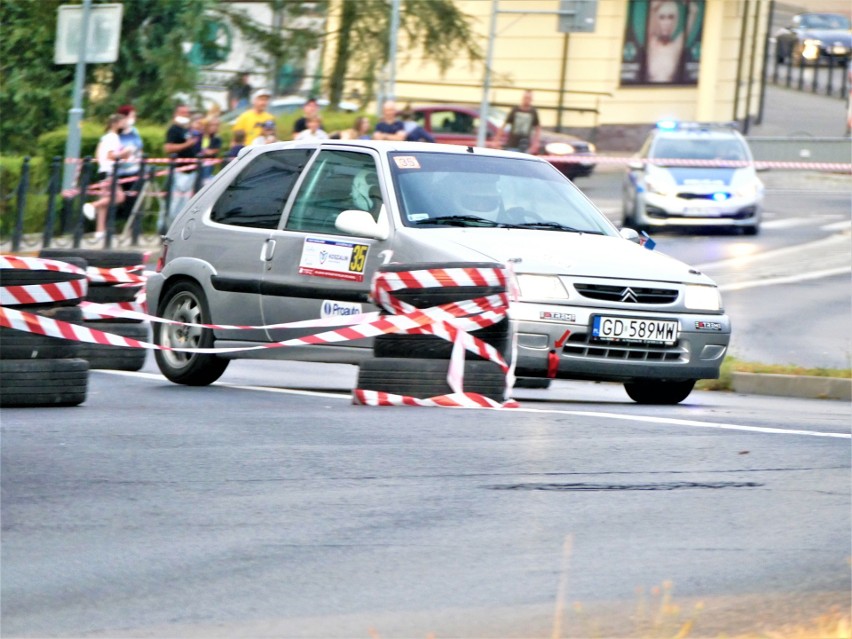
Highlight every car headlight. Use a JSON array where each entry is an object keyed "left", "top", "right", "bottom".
[
  {"left": 645, "top": 174, "right": 676, "bottom": 196},
  {"left": 685, "top": 285, "right": 722, "bottom": 311},
  {"left": 802, "top": 39, "right": 821, "bottom": 60},
  {"left": 545, "top": 142, "right": 575, "bottom": 155},
  {"left": 516, "top": 274, "right": 569, "bottom": 300}
]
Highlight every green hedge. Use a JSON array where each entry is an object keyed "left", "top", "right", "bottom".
[{"left": 0, "top": 156, "right": 52, "bottom": 238}]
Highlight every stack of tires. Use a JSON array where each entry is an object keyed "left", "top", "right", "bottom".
[
  {"left": 39, "top": 249, "right": 149, "bottom": 372},
  {"left": 356, "top": 262, "right": 511, "bottom": 402},
  {"left": 0, "top": 256, "right": 89, "bottom": 407}
]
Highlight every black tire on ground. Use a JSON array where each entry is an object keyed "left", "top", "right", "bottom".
[
  {"left": 1, "top": 257, "right": 89, "bottom": 307},
  {"left": 373, "top": 262, "right": 510, "bottom": 360},
  {"left": 153, "top": 280, "right": 229, "bottom": 385},
  {"left": 357, "top": 357, "right": 507, "bottom": 401},
  {"left": 78, "top": 322, "right": 149, "bottom": 371},
  {"left": 513, "top": 377, "right": 552, "bottom": 390},
  {"left": 623, "top": 380, "right": 696, "bottom": 405},
  {"left": 86, "top": 284, "right": 144, "bottom": 304},
  {"left": 0, "top": 306, "right": 84, "bottom": 360},
  {"left": 742, "top": 224, "right": 759, "bottom": 236},
  {"left": 39, "top": 248, "right": 147, "bottom": 269},
  {"left": 0, "top": 358, "right": 88, "bottom": 407}
]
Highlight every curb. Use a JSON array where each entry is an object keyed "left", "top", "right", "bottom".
[{"left": 732, "top": 372, "right": 851, "bottom": 401}]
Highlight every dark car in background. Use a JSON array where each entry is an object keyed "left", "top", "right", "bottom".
[
  {"left": 408, "top": 104, "right": 597, "bottom": 179},
  {"left": 774, "top": 12, "right": 852, "bottom": 63}
]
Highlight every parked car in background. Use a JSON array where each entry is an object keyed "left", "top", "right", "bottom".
[
  {"left": 774, "top": 12, "right": 852, "bottom": 63},
  {"left": 222, "top": 96, "right": 358, "bottom": 125},
  {"left": 622, "top": 121, "right": 764, "bottom": 235},
  {"left": 147, "top": 140, "right": 730, "bottom": 404},
  {"left": 407, "top": 104, "right": 597, "bottom": 179}
]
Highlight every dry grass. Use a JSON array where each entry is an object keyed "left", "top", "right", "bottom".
[{"left": 695, "top": 356, "right": 851, "bottom": 392}]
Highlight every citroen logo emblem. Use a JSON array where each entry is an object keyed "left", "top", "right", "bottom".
[{"left": 620, "top": 287, "right": 638, "bottom": 303}]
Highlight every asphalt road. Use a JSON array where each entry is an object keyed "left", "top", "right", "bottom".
[{"left": 1, "top": 360, "right": 850, "bottom": 638}]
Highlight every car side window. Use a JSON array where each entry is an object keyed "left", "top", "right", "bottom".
[
  {"left": 285, "top": 150, "right": 380, "bottom": 234},
  {"left": 210, "top": 149, "right": 313, "bottom": 229}
]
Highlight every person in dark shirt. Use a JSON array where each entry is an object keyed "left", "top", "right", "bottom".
[
  {"left": 499, "top": 90, "right": 541, "bottom": 153},
  {"left": 372, "top": 100, "right": 406, "bottom": 141},
  {"left": 163, "top": 105, "right": 200, "bottom": 224},
  {"left": 292, "top": 97, "right": 322, "bottom": 138}
]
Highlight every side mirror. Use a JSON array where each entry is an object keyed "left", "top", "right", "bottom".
[
  {"left": 335, "top": 208, "right": 390, "bottom": 240},
  {"left": 620, "top": 227, "right": 641, "bottom": 243},
  {"left": 627, "top": 159, "right": 645, "bottom": 171}
]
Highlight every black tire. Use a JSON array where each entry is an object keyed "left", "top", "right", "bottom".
[
  {"left": 357, "top": 357, "right": 507, "bottom": 402},
  {"left": 623, "top": 380, "right": 695, "bottom": 405},
  {"left": 513, "top": 377, "right": 552, "bottom": 390},
  {"left": 0, "top": 306, "right": 84, "bottom": 360},
  {"left": 39, "top": 248, "right": 147, "bottom": 269},
  {"left": 0, "top": 358, "right": 88, "bottom": 407},
  {"left": 86, "top": 284, "right": 144, "bottom": 304},
  {"left": 742, "top": 224, "right": 759, "bottom": 236},
  {"left": 78, "top": 322, "right": 149, "bottom": 371},
  {"left": 373, "top": 262, "right": 510, "bottom": 360},
  {"left": 153, "top": 280, "right": 229, "bottom": 385}
]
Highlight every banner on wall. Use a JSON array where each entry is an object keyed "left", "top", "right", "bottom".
[{"left": 620, "top": 0, "right": 705, "bottom": 86}]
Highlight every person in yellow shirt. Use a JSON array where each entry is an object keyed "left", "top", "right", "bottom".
[{"left": 231, "top": 88, "right": 274, "bottom": 144}]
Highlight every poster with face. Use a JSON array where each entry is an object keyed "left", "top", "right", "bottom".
[{"left": 621, "top": 0, "right": 705, "bottom": 86}]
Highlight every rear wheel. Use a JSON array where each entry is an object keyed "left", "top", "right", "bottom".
[
  {"left": 624, "top": 380, "right": 695, "bottom": 405},
  {"left": 153, "top": 280, "right": 228, "bottom": 385}
]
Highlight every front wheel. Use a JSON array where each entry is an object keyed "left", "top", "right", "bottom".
[
  {"left": 153, "top": 280, "right": 229, "bottom": 385},
  {"left": 623, "top": 380, "right": 695, "bottom": 405}
]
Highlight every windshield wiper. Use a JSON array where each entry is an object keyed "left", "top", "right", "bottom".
[
  {"left": 505, "top": 221, "right": 591, "bottom": 233},
  {"left": 414, "top": 215, "right": 499, "bottom": 227}
]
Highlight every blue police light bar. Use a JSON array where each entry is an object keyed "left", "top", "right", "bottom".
[
  {"left": 711, "top": 192, "right": 731, "bottom": 201},
  {"left": 656, "top": 119, "right": 678, "bottom": 131}
]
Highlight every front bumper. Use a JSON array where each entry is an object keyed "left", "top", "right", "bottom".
[
  {"left": 511, "top": 302, "right": 730, "bottom": 382},
  {"left": 637, "top": 192, "right": 761, "bottom": 228}
]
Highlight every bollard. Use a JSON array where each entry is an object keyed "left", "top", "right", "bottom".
[
  {"left": 73, "top": 157, "right": 93, "bottom": 248},
  {"left": 12, "top": 157, "right": 30, "bottom": 253},
  {"left": 163, "top": 157, "right": 177, "bottom": 235},
  {"left": 41, "top": 157, "right": 63, "bottom": 249}
]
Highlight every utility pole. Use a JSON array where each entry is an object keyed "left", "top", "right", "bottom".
[
  {"left": 61, "top": 0, "right": 93, "bottom": 192},
  {"left": 476, "top": 0, "right": 500, "bottom": 148}
]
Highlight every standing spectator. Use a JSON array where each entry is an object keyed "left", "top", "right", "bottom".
[
  {"left": 295, "top": 116, "right": 329, "bottom": 141},
  {"left": 231, "top": 89, "right": 274, "bottom": 144},
  {"left": 499, "top": 89, "right": 541, "bottom": 153},
  {"left": 400, "top": 104, "right": 435, "bottom": 143},
  {"left": 372, "top": 100, "right": 407, "bottom": 141},
  {"left": 225, "top": 130, "right": 247, "bottom": 160},
  {"left": 164, "top": 104, "right": 201, "bottom": 224},
  {"left": 115, "top": 104, "right": 144, "bottom": 220},
  {"left": 251, "top": 120, "right": 280, "bottom": 146},
  {"left": 83, "top": 113, "right": 132, "bottom": 239},
  {"left": 227, "top": 72, "right": 252, "bottom": 112},
  {"left": 292, "top": 97, "right": 322, "bottom": 138},
  {"left": 199, "top": 116, "right": 223, "bottom": 183}
]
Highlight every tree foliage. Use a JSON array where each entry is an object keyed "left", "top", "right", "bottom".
[
  {"left": 325, "top": 0, "right": 483, "bottom": 108},
  {"left": 0, "top": 0, "right": 210, "bottom": 154}
]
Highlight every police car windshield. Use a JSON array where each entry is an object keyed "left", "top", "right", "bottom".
[{"left": 651, "top": 137, "right": 748, "bottom": 163}]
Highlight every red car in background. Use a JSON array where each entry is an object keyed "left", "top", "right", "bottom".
[{"left": 408, "top": 104, "right": 597, "bottom": 179}]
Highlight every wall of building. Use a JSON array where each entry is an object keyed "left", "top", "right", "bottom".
[{"left": 324, "top": 0, "right": 772, "bottom": 151}]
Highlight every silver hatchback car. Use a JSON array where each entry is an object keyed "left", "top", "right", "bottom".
[{"left": 147, "top": 141, "right": 731, "bottom": 404}]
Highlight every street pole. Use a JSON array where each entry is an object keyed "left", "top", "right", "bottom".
[
  {"left": 61, "top": 0, "right": 93, "bottom": 192},
  {"left": 477, "top": 0, "right": 499, "bottom": 148},
  {"left": 387, "top": 0, "right": 401, "bottom": 102}
]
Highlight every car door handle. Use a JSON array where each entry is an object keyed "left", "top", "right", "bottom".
[{"left": 261, "top": 239, "right": 276, "bottom": 261}]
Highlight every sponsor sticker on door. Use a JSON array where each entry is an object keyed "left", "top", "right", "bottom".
[{"left": 299, "top": 237, "right": 369, "bottom": 282}]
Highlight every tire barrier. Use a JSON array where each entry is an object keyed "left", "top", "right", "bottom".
[
  {"left": 0, "top": 359, "right": 89, "bottom": 408},
  {"left": 1, "top": 257, "right": 520, "bottom": 409}
]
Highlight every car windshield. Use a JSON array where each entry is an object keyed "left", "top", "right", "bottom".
[
  {"left": 800, "top": 13, "right": 850, "bottom": 29},
  {"left": 650, "top": 136, "right": 749, "bottom": 163},
  {"left": 388, "top": 152, "right": 616, "bottom": 235}
]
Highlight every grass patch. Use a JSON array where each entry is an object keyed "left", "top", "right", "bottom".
[{"left": 696, "top": 356, "right": 851, "bottom": 392}]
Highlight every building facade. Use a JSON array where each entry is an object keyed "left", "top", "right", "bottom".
[{"left": 323, "top": 0, "right": 772, "bottom": 150}]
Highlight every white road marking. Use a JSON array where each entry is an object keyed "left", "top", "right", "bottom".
[
  {"left": 718, "top": 266, "right": 851, "bottom": 291},
  {"left": 97, "top": 370, "right": 850, "bottom": 439}
]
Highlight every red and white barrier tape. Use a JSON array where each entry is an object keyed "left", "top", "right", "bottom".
[
  {"left": 1, "top": 258, "right": 518, "bottom": 408},
  {"left": 0, "top": 256, "right": 88, "bottom": 306},
  {"left": 542, "top": 154, "right": 852, "bottom": 173}
]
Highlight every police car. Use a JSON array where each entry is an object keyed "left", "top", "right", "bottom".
[{"left": 622, "top": 121, "right": 764, "bottom": 235}]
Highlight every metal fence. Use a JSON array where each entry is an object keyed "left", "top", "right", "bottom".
[
  {"left": 2, "top": 155, "right": 229, "bottom": 253},
  {"left": 767, "top": 52, "right": 850, "bottom": 99}
]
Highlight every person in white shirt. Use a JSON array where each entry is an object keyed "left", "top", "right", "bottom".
[
  {"left": 84, "top": 113, "right": 132, "bottom": 238},
  {"left": 295, "top": 116, "right": 329, "bottom": 141}
]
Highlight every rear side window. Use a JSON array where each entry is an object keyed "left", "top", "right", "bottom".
[{"left": 210, "top": 148, "right": 313, "bottom": 229}]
